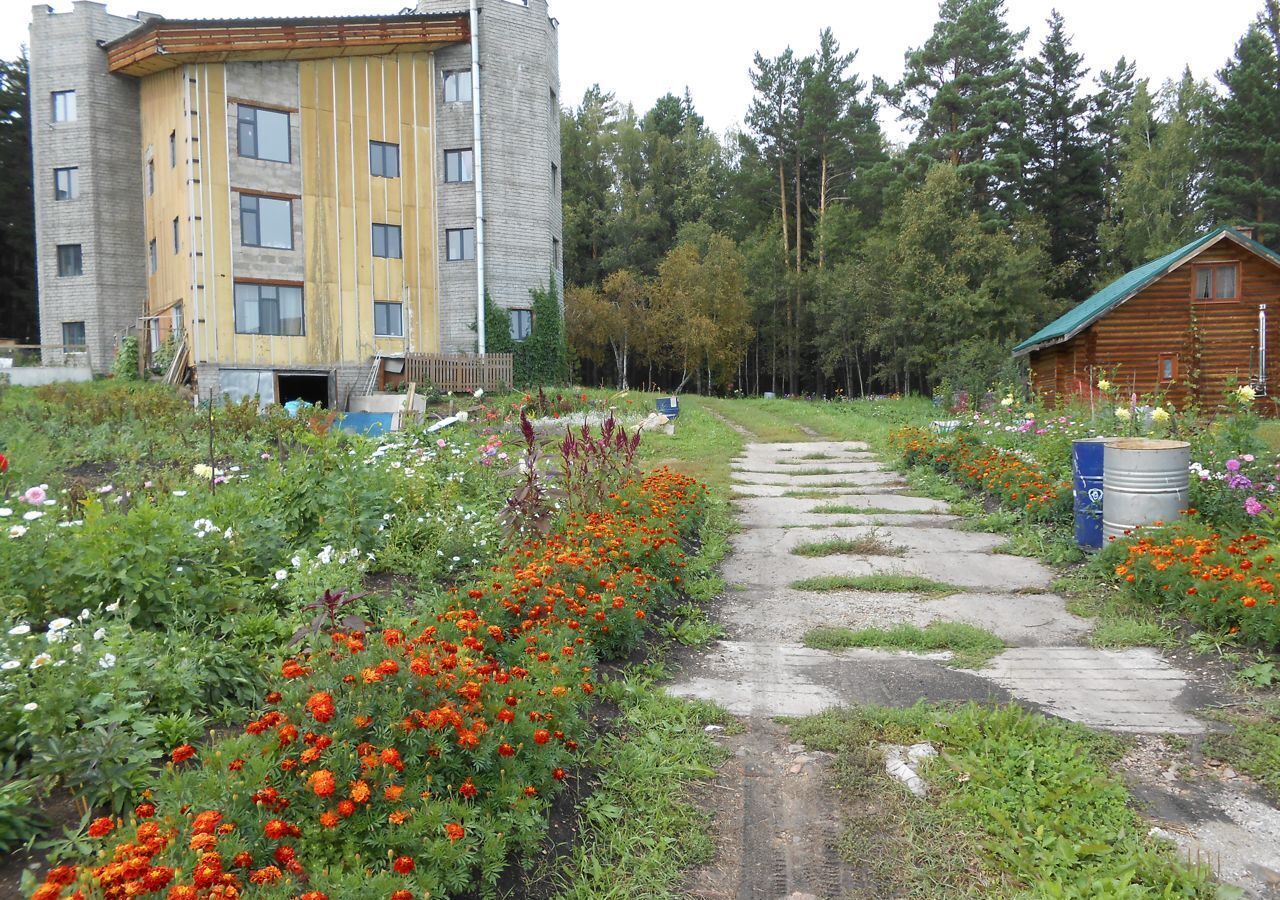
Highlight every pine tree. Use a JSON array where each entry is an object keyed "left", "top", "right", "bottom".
[
  {"left": 1024, "top": 10, "right": 1105, "bottom": 298},
  {"left": 1099, "top": 71, "right": 1211, "bottom": 275},
  {"left": 560, "top": 86, "right": 620, "bottom": 287},
  {"left": 1090, "top": 56, "right": 1139, "bottom": 249},
  {"left": 877, "top": 0, "right": 1029, "bottom": 219},
  {"left": 1205, "top": 0, "right": 1280, "bottom": 246},
  {"left": 0, "top": 54, "right": 35, "bottom": 342}
]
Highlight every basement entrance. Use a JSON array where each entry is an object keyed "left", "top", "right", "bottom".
[{"left": 276, "top": 372, "right": 331, "bottom": 408}]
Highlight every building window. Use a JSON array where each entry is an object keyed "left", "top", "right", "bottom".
[
  {"left": 56, "top": 244, "right": 82, "bottom": 277},
  {"left": 53, "top": 167, "right": 78, "bottom": 201},
  {"left": 147, "top": 160, "right": 154, "bottom": 196},
  {"left": 1158, "top": 354, "right": 1178, "bottom": 383},
  {"left": 510, "top": 308, "right": 532, "bottom": 341},
  {"left": 374, "top": 301, "right": 404, "bottom": 337},
  {"left": 240, "top": 195, "right": 293, "bottom": 249},
  {"left": 372, "top": 223, "right": 402, "bottom": 259},
  {"left": 1193, "top": 264, "right": 1239, "bottom": 300},
  {"left": 172, "top": 216, "right": 180, "bottom": 254},
  {"left": 148, "top": 239, "right": 157, "bottom": 274},
  {"left": 370, "top": 141, "right": 400, "bottom": 178},
  {"left": 169, "top": 130, "right": 177, "bottom": 168},
  {"left": 446, "top": 227, "right": 475, "bottom": 261},
  {"left": 234, "top": 282, "right": 304, "bottom": 335},
  {"left": 443, "top": 69, "right": 472, "bottom": 103},
  {"left": 171, "top": 302, "right": 184, "bottom": 335},
  {"left": 552, "top": 237, "right": 560, "bottom": 269},
  {"left": 51, "top": 90, "right": 75, "bottom": 123},
  {"left": 444, "top": 148, "right": 474, "bottom": 183},
  {"left": 62, "top": 321, "right": 86, "bottom": 348},
  {"left": 551, "top": 162, "right": 558, "bottom": 191},
  {"left": 237, "top": 105, "right": 290, "bottom": 163}
]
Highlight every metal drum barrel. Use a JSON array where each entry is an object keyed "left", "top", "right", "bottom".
[
  {"left": 1072, "top": 438, "right": 1110, "bottom": 550},
  {"left": 1102, "top": 439, "right": 1190, "bottom": 542}
]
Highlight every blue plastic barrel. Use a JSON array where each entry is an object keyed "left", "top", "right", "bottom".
[
  {"left": 1072, "top": 438, "right": 1109, "bottom": 550},
  {"left": 656, "top": 396, "right": 679, "bottom": 419}
]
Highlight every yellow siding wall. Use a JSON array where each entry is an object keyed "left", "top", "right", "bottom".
[
  {"left": 140, "top": 53, "right": 439, "bottom": 370},
  {"left": 139, "top": 68, "right": 190, "bottom": 332},
  {"left": 299, "top": 53, "right": 439, "bottom": 363}
]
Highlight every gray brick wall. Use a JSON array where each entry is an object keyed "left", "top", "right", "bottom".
[
  {"left": 416, "top": 0, "right": 563, "bottom": 353},
  {"left": 225, "top": 62, "right": 305, "bottom": 286},
  {"left": 29, "top": 1, "right": 149, "bottom": 373}
]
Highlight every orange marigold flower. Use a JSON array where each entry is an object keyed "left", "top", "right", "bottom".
[
  {"left": 498, "top": 742, "right": 515, "bottom": 757},
  {"left": 391, "top": 892, "right": 413, "bottom": 900},
  {"left": 306, "top": 692, "right": 335, "bottom": 723},
  {"left": 309, "top": 769, "right": 336, "bottom": 797},
  {"left": 350, "top": 780, "right": 372, "bottom": 804},
  {"left": 319, "top": 812, "right": 339, "bottom": 828},
  {"left": 135, "top": 802, "right": 156, "bottom": 819},
  {"left": 87, "top": 816, "right": 114, "bottom": 838},
  {"left": 248, "top": 865, "right": 282, "bottom": 885},
  {"left": 171, "top": 744, "right": 196, "bottom": 764},
  {"left": 392, "top": 855, "right": 415, "bottom": 874},
  {"left": 533, "top": 729, "right": 550, "bottom": 745},
  {"left": 444, "top": 822, "right": 466, "bottom": 842},
  {"left": 459, "top": 779, "right": 478, "bottom": 799},
  {"left": 384, "top": 784, "right": 405, "bottom": 802},
  {"left": 552, "top": 767, "right": 566, "bottom": 780},
  {"left": 337, "top": 799, "right": 356, "bottom": 817},
  {"left": 233, "top": 852, "right": 253, "bottom": 869}
]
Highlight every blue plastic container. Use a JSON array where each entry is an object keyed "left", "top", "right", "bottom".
[
  {"left": 656, "top": 396, "right": 679, "bottom": 419},
  {"left": 1072, "top": 438, "right": 1109, "bottom": 550},
  {"left": 335, "top": 412, "right": 393, "bottom": 436}
]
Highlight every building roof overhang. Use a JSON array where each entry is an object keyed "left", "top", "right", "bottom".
[{"left": 104, "top": 14, "right": 470, "bottom": 76}]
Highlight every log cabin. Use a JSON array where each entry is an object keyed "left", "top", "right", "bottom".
[{"left": 1013, "top": 226, "right": 1280, "bottom": 413}]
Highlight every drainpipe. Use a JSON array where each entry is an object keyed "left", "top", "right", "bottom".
[{"left": 470, "top": 0, "right": 486, "bottom": 355}]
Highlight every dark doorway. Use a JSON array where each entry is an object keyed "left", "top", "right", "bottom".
[{"left": 276, "top": 373, "right": 330, "bottom": 408}]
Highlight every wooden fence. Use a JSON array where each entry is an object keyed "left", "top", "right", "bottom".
[{"left": 403, "top": 353, "right": 514, "bottom": 392}]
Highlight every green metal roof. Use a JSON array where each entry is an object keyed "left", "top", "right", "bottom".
[{"left": 1012, "top": 226, "right": 1280, "bottom": 356}]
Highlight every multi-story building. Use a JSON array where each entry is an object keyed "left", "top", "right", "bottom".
[{"left": 28, "top": 0, "right": 562, "bottom": 405}]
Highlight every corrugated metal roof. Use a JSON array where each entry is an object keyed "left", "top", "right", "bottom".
[{"left": 1012, "top": 226, "right": 1280, "bottom": 356}]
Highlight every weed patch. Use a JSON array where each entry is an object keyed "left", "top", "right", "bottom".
[
  {"left": 791, "top": 534, "right": 905, "bottom": 558},
  {"left": 1204, "top": 702, "right": 1280, "bottom": 802},
  {"left": 790, "top": 703, "right": 1212, "bottom": 897},
  {"left": 551, "top": 671, "right": 731, "bottom": 899},
  {"left": 802, "top": 622, "right": 1004, "bottom": 668},
  {"left": 790, "top": 574, "right": 961, "bottom": 596},
  {"left": 809, "top": 503, "right": 905, "bottom": 515}
]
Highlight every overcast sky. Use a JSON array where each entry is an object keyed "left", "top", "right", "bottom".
[{"left": 8, "top": 1, "right": 1265, "bottom": 141}]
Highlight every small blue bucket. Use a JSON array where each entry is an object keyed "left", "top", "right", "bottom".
[
  {"left": 656, "top": 396, "right": 679, "bottom": 419},
  {"left": 1072, "top": 438, "right": 1109, "bottom": 550}
]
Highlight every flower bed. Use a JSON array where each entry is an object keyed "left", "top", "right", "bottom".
[
  {"left": 28, "top": 468, "right": 707, "bottom": 899},
  {"left": 1103, "top": 523, "right": 1280, "bottom": 647},
  {"left": 891, "top": 427, "right": 1070, "bottom": 521}
]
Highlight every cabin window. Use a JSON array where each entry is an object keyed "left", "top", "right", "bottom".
[
  {"left": 240, "top": 194, "right": 294, "bottom": 250},
  {"left": 444, "top": 70, "right": 472, "bottom": 103},
  {"left": 237, "top": 105, "right": 291, "bottom": 163},
  {"left": 370, "top": 141, "right": 400, "bottom": 178},
  {"left": 1158, "top": 354, "right": 1177, "bottom": 383},
  {"left": 374, "top": 301, "right": 403, "bottom": 337},
  {"left": 1193, "top": 264, "right": 1239, "bottom": 300},
  {"left": 234, "top": 282, "right": 304, "bottom": 336},
  {"left": 372, "top": 223, "right": 402, "bottom": 259},
  {"left": 510, "top": 308, "right": 532, "bottom": 342}
]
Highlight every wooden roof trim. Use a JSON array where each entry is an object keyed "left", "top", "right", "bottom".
[{"left": 106, "top": 15, "right": 470, "bottom": 76}]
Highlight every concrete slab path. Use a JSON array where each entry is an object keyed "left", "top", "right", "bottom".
[{"left": 674, "top": 434, "right": 1279, "bottom": 898}]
